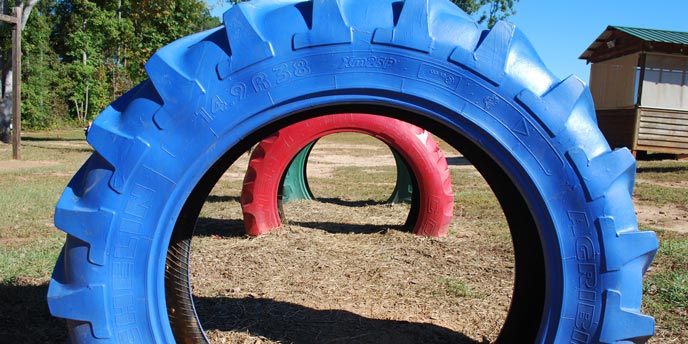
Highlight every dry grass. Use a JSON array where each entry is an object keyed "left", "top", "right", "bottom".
[{"left": 190, "top": 134, "right": 514, "bottom": 343}]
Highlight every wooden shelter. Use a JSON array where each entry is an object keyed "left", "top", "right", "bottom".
[{"left": 580, "top": 26, "right": 688, "bottom": 156}]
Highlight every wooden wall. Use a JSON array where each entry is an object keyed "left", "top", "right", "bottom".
[{"left": 637, "top": 108, "right": 688, "bottom": 154}]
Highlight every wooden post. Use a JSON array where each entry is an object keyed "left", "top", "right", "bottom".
[{"left": 0, "top": 7, "right": 21, "bottom": 160}]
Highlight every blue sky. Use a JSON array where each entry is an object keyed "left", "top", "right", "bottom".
[
  {"left": 208, "top": 0, "right": 688, "bottom": 83},
  {"left": 509, "top": 1, "right": 688, "bottom": 82}
]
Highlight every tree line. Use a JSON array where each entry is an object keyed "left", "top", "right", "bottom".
[
  {"left": 1, "top": 0, "right": 218, "bottom": 138},
  {"left": 0, "top": 0, "right": 516, "bottom": 139}
]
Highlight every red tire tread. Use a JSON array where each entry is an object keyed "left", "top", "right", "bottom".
[{"left": 241, "top": 113, "right": 454, "bottom": 236}]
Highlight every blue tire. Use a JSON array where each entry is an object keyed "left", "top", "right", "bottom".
[{"left": 47, "top": 0, "right": 658, "bottom": 342}]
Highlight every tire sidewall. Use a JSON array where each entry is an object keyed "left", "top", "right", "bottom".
[
  {"left": 106, "top": 45, "right": 599, "bottom": 343},
  {"left": 241, "top": 113, "right": 451, "bottom": 236}
]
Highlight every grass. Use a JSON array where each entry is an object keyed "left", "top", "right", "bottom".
[
  {"left": 633, "top": 158, "right": 688, "bottom": 342},
  {"left": 438, "top": 277, "right": 474, "bottom": 298},
  {"left": 308, "top": 165, "right": 398, "bottom": 202},
  {"left": 643, "top": 230, "right": 688, "bottom": 341},
  {"left": 0, "top": 236, "right": 65, "bottom": 282},
  {"left": 636, "top": 160, "right": 688, "bottom": 183},
  {"left": 634, "top": 159, "right": 688, "bottom": 208},
  {"left": 0, "top": 128, "right": 90, "bottom": 342},
  {"left": 305, "top": 134, "right": 399, "bottom": 202},
  {"left": 0, "top": 129, "right": 89, "bottom": 283},
  {"left": 635, "top": 183, "right": 688, "bottom": 207}
]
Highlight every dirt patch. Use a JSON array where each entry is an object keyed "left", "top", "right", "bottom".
[
  {"left": 0, "top": 160, "right": 58, "bottom": 171},
  {"left": 634, "top": 200, "right": 688, "bottom": 233}
]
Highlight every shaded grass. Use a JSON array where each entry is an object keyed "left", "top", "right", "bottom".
[{"left": 0, "top": 281, "right": 69, "bottom": 343}]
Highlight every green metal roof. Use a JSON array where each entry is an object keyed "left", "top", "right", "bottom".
[
  {"left": 611, "top": 26, "right": 688, "bottom": 45},
  {"left": 580, "top": 26, "right": 688, "bottom": 62}
]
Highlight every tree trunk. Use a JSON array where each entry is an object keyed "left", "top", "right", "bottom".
[
  {"left": 73, "top": 99, "right": 81, "bottom": 124},
  {"left": 0, "top": 1, "right": 11, "bottom": 143},
  {"left": 84, "top": 84, "right": 89, "bottom": 124},
  {"left": 0, "top": 69, "right": 12, "bottom": 143}
]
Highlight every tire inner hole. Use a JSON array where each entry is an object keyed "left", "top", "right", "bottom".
[{"left": 186, "top": 131, "right": 517, "bottom": 343}]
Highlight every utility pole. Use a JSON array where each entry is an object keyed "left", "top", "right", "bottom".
[{"left": 0, "top": 7, "right": 22, "bottom": 160}]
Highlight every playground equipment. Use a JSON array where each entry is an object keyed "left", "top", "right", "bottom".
[
  {"left": 47, "top": 0, "right": 658, "bottom": 342},
  {"left": 241, "top": 113, "right": 453, "bottom": 236}
]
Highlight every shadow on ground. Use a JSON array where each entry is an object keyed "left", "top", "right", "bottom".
[
  {"left": 636, "top": 165, "right": 688, "bottom": 173},
  {"left": 0, "top": 283, "right": 482, "bottom": 343},
  {"left": 194, "top": 217, "right": 247, "bottom": 238},
  {"left": 193, "top": 218, "right": 408, "bottom": 237},
  {"left": 0, "top": 282, "right": 68, "bottom": 343},
  {"left": 22, "top": 136, "right": 86, "bottom": 142},
  {"left": 22, "top": 141, "right": 93, "bottom": 154},
  {"left": 314, "top": 197, "right": 388, "bottom": 207},
  {"left": 196, "top": 296, "right": 482, "bottom": 344},
  {"left": 292, "top": 220, "right": 407, "bottom": 235},
  {"left": 205, "top": 195, "right": 241, "bottom": 203},
  {"left": 446, "top": 156, "right": 472, "bottom": 166}
]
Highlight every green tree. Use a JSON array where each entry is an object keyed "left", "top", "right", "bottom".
[
  {"left": 17, "top": 0, "right": 219, "bottom": 127},
  {"left": 221, "top": 0, "right": 519, "bottom": 28},
  {"left": 454, "top": 0, "right": 519, "bottom": 28},
  {"left": 22, "top": 0, "right": 69, "bottom": 128},
  {"left": 127, "top": 0, "right": 219, "bottom": 81},
  {"left": 52, "top": 1, "right": 123, "bottom": 124}
]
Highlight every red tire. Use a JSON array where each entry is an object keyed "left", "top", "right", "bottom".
[{"left": 241, "top": 113, "right": 453, "bottom": 237}]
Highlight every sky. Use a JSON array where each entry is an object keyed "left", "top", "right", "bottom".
[
  {"left": 508, "top": 0, "right": 688, "bottom": 82},
  {"left": 208, "top": 0, "right": 688, "bottom": 83}
]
